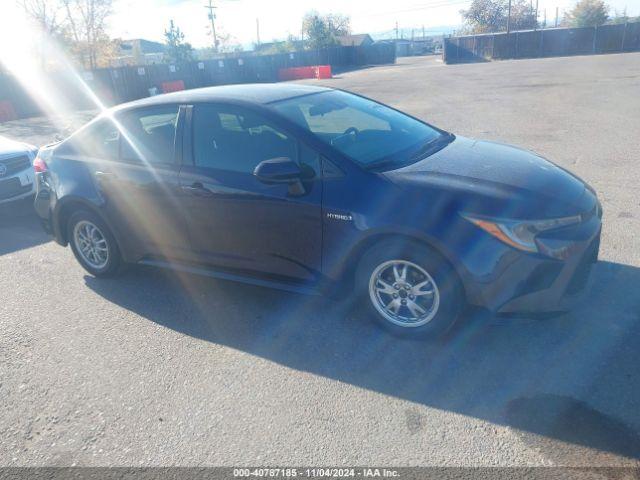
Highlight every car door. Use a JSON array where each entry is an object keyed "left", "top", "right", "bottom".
[
  {"left": 73, "top": 105, "right": 191, "bottom": 260},
  {"left": 179, "top": 103, "right": 323, "bottom": 283}
]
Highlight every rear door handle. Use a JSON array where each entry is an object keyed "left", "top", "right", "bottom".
[{"left": 182, "top": 182, "right": 213, "bottom": 197}]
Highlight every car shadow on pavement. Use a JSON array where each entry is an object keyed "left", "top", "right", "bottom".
[
  {"left": 0, "top": 198, "right": 50, "bottom": 256},
  {"left": 84, "top": 259, "right": 640, "bottom": 463}
]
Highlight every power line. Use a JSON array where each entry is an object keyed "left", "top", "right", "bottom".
[{"left": 357, "top": 0, "right": 471, "bottom": 18}]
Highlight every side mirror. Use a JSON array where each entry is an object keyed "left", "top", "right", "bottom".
[{"left": 254, "top": 157, "right": 302, "bottom": 184}]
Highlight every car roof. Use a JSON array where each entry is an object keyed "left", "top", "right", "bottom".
[{"left": 114, "top": 83, "right": 333, "bottom": 112}]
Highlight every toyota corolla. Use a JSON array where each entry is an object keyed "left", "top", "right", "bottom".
[{"left": 33, "top": 84, "right": 602, "bottom": 337}]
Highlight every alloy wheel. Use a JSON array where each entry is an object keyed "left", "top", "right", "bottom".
[
  {"left": 73, "top": 220, "right": 110, "bottom": 270},
  {"left": 369, "top": 259, "right": 440, "bottom": 328}
]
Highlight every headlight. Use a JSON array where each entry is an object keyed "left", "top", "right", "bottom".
[{"left": 462, "top": 214, "right": 581, "bottom": 253}]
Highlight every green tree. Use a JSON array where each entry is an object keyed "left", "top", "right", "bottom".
[
  {"left": 565, "top": 0, "right": 609, "bottom": 27},
  {"left": 302, "top": 11, "right": 350, "bottom": 49},
  {"left": 461, "top": 0, "right": 537, "bottom": 33},
  {"left": 164, "top": 20, "right": 193, "bottom": 64}
]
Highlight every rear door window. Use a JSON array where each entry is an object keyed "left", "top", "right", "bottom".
[
  {"left": 118, "top": 106, "right": 180, "bottom": 165},
  {"left": 69, "top": 118, "right": 120, "bottom": 160}
]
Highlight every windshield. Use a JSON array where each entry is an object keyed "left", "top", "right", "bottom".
[{"left": 271, "top": 90, "right": 446, "bottom": 169}]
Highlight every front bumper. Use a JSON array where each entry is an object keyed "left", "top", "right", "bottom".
[
  {"left": 460, "top": 209, "right": 602, "bottom": 314},
  {"left": 0, "top": 167, "right": 35, "bottom": 205},
  {"left": 496, "top": 230, "right": 599, "bottom": 313}
]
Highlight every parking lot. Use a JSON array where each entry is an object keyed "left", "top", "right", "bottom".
[{"left": 1, "top": 53, "right": 639, "bottom": 467}]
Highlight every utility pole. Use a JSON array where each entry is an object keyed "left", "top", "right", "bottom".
[
  {"left": 204, "top": 0, "right": 218, "bottom": 52},
  {"left": 256, "top": 18, "right": 260, "bottom": 46},
  {"left": 555, "top": 6, "right": 559, "bottom": 27},
  {"left": 507, "top": 0, "right": 512, "bottom": 33},
  {"left": 395, "top": 21, "right": 399, "bottom": 39},
  {"left": 543, "top": 8, "right": 547, "bottom": 28},
  {"left": 534, "top": 0, "right": 539, "bottom": 30}
]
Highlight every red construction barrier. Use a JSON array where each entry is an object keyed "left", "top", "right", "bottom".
[
  {"left": 0, "top": 100, "right": 17, "bottom": 122},
  {"left": 277, "top": 65, "right": 332, "bottom": 81},
  {"left": 161, "top": 80, "right": 185, "bottom": 93},
  {"left": 316, "top": 65, "right": 332, "bottom": 79}
]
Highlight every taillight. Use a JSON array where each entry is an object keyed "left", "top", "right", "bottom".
[{"left": 33, "top": 156, "right": 48, "bottom": 173}]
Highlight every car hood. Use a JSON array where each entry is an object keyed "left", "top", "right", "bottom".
[
  {"left": 384, "top": 136, "right": 594, "bottom": 218},
  {"left": 0, "top": 136, "right": 35, "bottom": 159}
]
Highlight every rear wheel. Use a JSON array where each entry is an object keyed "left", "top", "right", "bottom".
[
  {"left": 355, "top": 240, "right": 464, "bottom": 338},
  {"left": 67, "top": 210, "right": 122, "bottom": 277}
]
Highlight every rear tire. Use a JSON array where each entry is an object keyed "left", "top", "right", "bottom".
[
  {"left": 355, "top": 239, "right": 464, "bottom": 339},
  {"left": 67, "top": 210, "right": 122, "bottom": 277}
]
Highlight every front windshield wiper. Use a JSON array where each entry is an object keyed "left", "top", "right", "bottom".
[
  {"left": 365, "top": 133, "right": 455, "bottom": 171},
  {"left": 409, "top": 132, "right": 455, "bottom": 161}
]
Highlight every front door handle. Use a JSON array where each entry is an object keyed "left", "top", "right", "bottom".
[
  {"left": 95, "top": 171, "right": 116, "bottom": 179},
  {"left": 182, "top": 182, "right": 213, "bottom": 197}
]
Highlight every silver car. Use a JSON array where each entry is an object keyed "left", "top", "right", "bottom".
[{"left": 0, "top": 136, "right": 38, "bottom": 205}]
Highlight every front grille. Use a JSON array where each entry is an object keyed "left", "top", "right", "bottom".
[
  {"left": 518, "top": 262, "right": 564, "bottom": 296},
  {"left": 566, "top": 237, "right": 599, "bottom": 295},
  {"left": 0, "top": 177, "right": 32, "bottom": 200},
  {"left": 0, "top": 154, "right": 31, "bottom": 177},
  {"left": 566, "top": 260, "right": 593, "bottom": 294}
]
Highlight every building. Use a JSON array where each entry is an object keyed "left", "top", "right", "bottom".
[
  {"left": 335, "top": 34, "right": 374, "bottom": 47},
  {"left": 377, "top": 36, "right": 442, "bottom": 57},
  {"left": 112, "top": 39, "right": 166, "bottom": 66}
]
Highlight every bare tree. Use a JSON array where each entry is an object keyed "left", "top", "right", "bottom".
[
  {"left": 17, "top": 0, "right": 65, "bottom": 36},
  {"left": 17, "top": 0, "right": 68, "bottom": 69},
  {"left": 62, "top": 0, "right": 114, "bottom": 69},
  {"left": 216, "top": 30, "right": 243, "bottom": 53}
]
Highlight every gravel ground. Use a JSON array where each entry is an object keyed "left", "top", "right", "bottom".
[{"left": 0, "top": 53, "right": 639, "bottom": 468}]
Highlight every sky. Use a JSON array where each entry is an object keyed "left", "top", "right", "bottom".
[{"left": 110, "top": 0, "right": 640, "bottom": 48}]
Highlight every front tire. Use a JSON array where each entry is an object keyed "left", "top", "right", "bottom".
[
  {"left": 67, "top": 210, "right": 122, "bottom": 277},
  {"left": 355, "top": 240, "right": 464, "bottom": 338}
]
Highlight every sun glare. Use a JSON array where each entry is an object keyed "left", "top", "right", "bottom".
[{"left": 0, "top": 5, "right": 108, "bottom": 128}]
